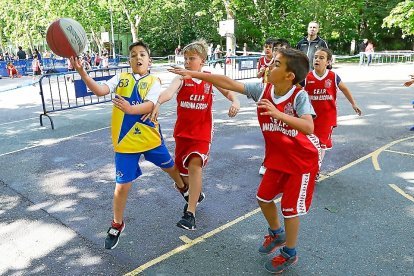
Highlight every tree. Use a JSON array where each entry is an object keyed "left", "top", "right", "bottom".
[{"left": 383, "top": 0, "right": 414, "bottom": 37}]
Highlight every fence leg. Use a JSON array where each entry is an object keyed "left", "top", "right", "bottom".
[{"left": 40, "top": 113, "right": 54, "bottom": 130}]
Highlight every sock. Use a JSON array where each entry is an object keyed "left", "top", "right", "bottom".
[
  {"left": 112, "top": 220, "right": 124, "bottom": 230},
  {"left": 270, "top": 227, "right": 284, "bottom": 235},
  {"left": 283, "top": 246, "right": 296, "bottom": 257}
]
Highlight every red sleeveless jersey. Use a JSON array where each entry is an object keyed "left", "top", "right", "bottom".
[
  {"left": 305, "top": 70, "right": 339, "bottom": 127},
  {"left": 174, "top": 76, "right": 214, "bottom": 142},
  {"left": 257, "top": 84, "right": 320, "bottom": 174}
]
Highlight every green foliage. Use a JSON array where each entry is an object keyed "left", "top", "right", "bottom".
[
  {"left": 0, "top": 0, "right": 412, "bottom": 56},
  {"left": 383, "top": 0, "right": 414, "bottom": 37}
]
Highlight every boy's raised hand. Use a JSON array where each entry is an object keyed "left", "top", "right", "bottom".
[
  {"left": 69, "top": 56, "right": 85, "bottom": 74},
  {"left": 168, "top": 66, "right": 193, "bottom": 79}
]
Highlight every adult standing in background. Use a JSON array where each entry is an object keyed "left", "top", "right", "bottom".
[
  {"left": 296, "top": 21, "right": 328, "bottom": 70},
  {"left": 358, "top": 38, "right": 368, "bottom": 65},
  {"left": 16, "top": 46, "right": 27, "bottom": 60}
]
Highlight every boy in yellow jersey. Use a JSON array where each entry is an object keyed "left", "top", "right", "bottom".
[{"left": 70, "top": 41, "right": 186, "bottom": 250}]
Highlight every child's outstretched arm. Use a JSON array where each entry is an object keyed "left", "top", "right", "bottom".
[
  {"left": 338, "top": 81, "right": 362, "bottom": 116},
  {"left": 258, "top": 99, "right": 314, "bottom": 135},
  {"left": 168, "top": 66, "right": 246, "bottom": 94},
  {"left": 70, "top": 57, "right": 110, "bottom": 96},
  {"left": 141, "top": 75, "right": 182, "bottom": 122},
  {"left": 216, "top": 87, "right": 240, "bottom": 117}
]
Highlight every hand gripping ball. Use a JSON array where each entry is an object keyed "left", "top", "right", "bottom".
[{"left": 46, "top": 18, "right": 87, "bottom": 58}]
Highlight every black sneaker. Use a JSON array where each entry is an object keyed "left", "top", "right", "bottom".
[
  {"left": 174, "top": 182, "right": 206, "bottom": 204},
  {"left": 177, "top": 211, "right": 196, "bottom": 230},
  {"left": 104, "top": 221, "right": 125, "bottom": 250},
  {"left": 183, "top": 192, "right": 206, "bottom": 212}
]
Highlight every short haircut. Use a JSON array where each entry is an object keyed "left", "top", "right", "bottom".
[
  {"left": 273, "top": 39, "right": 291, "bottom": 49},
  {"left": 183, "top": 39, "right": 208, "bottom": 60},
  {"left": 277, "top": 48, "right": 309, "bottom": 84},
  {"left": 129, "top": 40, "right": 151, "bottom": 56},
  {"left": 308, "top": 21, "right": 320, "bottom": 27},
  {"left": 265, "top": 38, "right": 276, "bottom": 45}
]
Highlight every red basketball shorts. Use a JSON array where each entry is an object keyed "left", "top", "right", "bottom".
[
  {"left": 257, "top": 168, "right": 318, "bottom": 218},
  {"left": 175, "top": 137, "right": 211, "bottom": 176},
  {"left": 314, "top": 124, "right": 334, "bottom": 149}
]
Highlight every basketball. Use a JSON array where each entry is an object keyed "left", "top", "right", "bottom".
[{"left": 46, "top": 18, "right": 87, "bottom": 58}]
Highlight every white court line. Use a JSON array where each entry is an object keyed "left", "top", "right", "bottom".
[{"left": 0, "top": 126, "right": 109, "bottom": 157}]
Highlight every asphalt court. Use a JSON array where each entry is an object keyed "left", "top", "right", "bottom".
[{"left": 1, "top": 64, "right": 414, "bottom": 275}]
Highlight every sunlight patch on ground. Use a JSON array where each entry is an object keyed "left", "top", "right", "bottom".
[
  {"left": 0, "top": 220, "right": 75, "bottom": 275},
  {"left": 366, "top": 104, "right": 393, "bottom": 110},
  {"left": 395, "top": 171, "right": 414, "bottom": 185},
  {"left": 337, "top": 118, "right": 368, "bottom": 126},
  {"left": 0, "top": 195, "right": 20, "bottom": 215},
  {"left": 47, "top": 199, "right": 78, "bottom": 213}
]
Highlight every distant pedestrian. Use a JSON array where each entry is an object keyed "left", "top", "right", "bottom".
[
  {"left": 212, "top": 44, "right": 223, "bottom": 69},
  {"left": 31, "top": 55, "right": 42, "bottom": 80},
  {"left": 175, "top": 45, "right": 182, "bottom": 56},
  {"left": 16, "top": 46, "right": 27, "bottom": 60},
  {"left": 296, "top": 21, "right": 328, "bottom": 70},
  {"left": 358, "top": 39, "right": 368, "bottom": 65},
  {"left": 365, "top": 41, "right": 374, "bottom": 66},
  {"left": 243, "top": 43, "right": 247, "bottom": 56}
]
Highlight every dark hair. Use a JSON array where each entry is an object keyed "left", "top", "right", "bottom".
[
  {"left": 273, "top": 39, "right": 291, "bottom": 49},
  {"left": 277, "top": 48, "right": 309, "bottom": 84},
  {"left": 315, "top": 47, "right": 333, "bottom": 69},
  {"left": 265, "top": 38, "right": 276, "bottom": 45},
  {"left": 129, "top": 40, "right": 151, "bottom": 56},
  {"left": 18, "top": 46, "right": 22, "bottom": 50}
]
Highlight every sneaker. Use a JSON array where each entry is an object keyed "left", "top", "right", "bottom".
[
  {"left": 264, "top": 248, "right": 298, "bottom": 274},
  {"left": 183, "top": 192, "right": 206, "bottom": 212},
  {"left": 177, "top": 211, "right": 196, "bottom": 230},
  {"left": 258, "top": 228, "right": 286, "bottom": 255},
  {"left": 259, "top": 164, "right": 267, "bottom": 176},
  {"left": 174, "top": 182, "right": 205, "bottom": 205},
  {"left": 104, "top": 221, "right": 125, "bottom": 250}
]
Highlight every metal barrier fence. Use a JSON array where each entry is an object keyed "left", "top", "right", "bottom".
[
  {"left": 335, "top": 51, "right": 414, "bottom": 65},
  {"left": 39, "top": 66, "right": 131, "bottom": 129},
  {"left": 222, "top": 55, "right": 261, "bottom": 80},
  {"left": 0, "top": 57, "right": 120, "bottom": 77}
]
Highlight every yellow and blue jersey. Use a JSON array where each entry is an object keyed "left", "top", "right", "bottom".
[{"left": 111, "top": 72, "right": 162, "bottom": 153}]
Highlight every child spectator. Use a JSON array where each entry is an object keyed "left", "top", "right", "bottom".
[
  {"left": 303, "top": 48, "right": 361, "bottom": 170},
  {"left": 32, "top": 55, "right": 42, "bottom": 80},
  {"left": 147, "top": 39, "right": 240, "bottom": 230},
  {"left": 6, "top": 62, "right": 21, "bottom": 78},
  {"left": 70, "top": 41, "right": 186, "bottom": 250},
  {"left": 169, "top": 48, "right": 321, "bottom": 273}
]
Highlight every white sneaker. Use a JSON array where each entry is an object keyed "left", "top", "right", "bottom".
[{"left": 259, "top": 165, "right": 267, "bottom": 176}]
